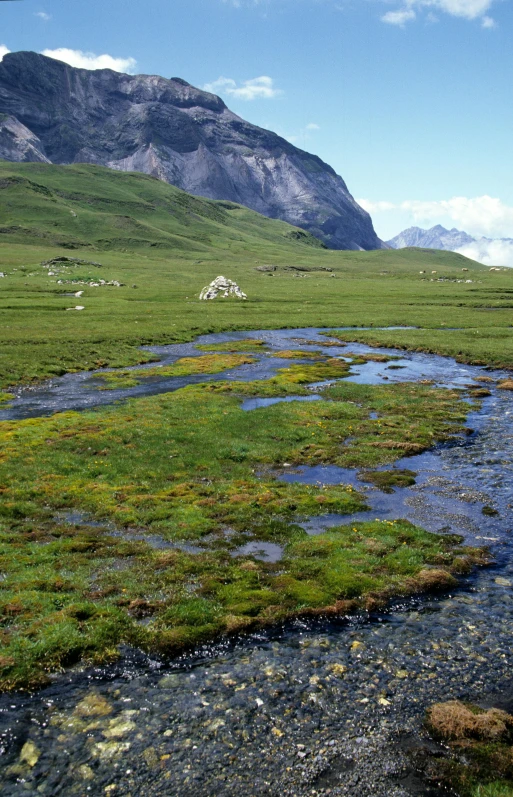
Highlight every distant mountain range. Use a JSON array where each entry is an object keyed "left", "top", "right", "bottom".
[
  {"left": 387, "top": 225, "right": 513, "bottom": 267},
  {"left": 387, "top": 225, "right": 477, "bottom": 250},
  {"left": 0, "top": 50, "right": 384, "bottom": 251}
]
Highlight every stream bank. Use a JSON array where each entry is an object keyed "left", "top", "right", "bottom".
[{"left": 0, "top": 328, "right": 511, "bottom": 796}]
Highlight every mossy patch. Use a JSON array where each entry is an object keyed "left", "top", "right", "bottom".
[
  {"left": 271, "top": 349, "right": 326, "bottom": 360},
  {"left": 358, "top": 469, "right": 417, "bottom": 493},
  {"left": 94, "top": 353, "right": 255, "bottom": 390},
  {"left": 196, "top": 339, "right": 268, "bottom": 352},
  {"left": 0, "top": 366, "right": 487, "bottom": 690}
]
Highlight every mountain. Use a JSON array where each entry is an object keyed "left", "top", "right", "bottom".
[
  {"left": 387, "top": 224, "right": 513, "bottom": 267},
  {"left": 0, "top": 51, "right": 383, "bottom": 252},
  {"left": 387, "top": 225, "right": 476, "bottom": 251}
]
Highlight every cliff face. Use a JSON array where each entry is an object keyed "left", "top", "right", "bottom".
[{"left": 0, "top": 51, "right": 383, "bottom": 250}]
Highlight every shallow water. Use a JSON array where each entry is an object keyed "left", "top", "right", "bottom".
[
  {"left": 0, "top": 326, "right": 488, "bottom": 422},
  {"left": 0, "top": 328, "right": 512, "bottom": 796},
  {"left": 241, "top": 394, "right": 323, "bottom": 411}
]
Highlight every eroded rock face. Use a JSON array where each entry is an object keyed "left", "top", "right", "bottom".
[
  {"left": 0, "top": 51, "right": 383, "bottom": 251},
  {"left": 199, "top": 276, "right": 247, "bottom": 300},
  {"left": 0, "top": 115, "right": 50, "bottom": 163}
]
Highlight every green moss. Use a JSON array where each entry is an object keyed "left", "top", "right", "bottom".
[
  {"left": 0, "top": 365, "right": 487, "bottom": 690},
  {"left": 359, "top": 469, "right": 417, "bottom": 492},
  {"left": 94, "top": 353, "right": 255, "bottom": 389},
  {"left": 473, "top": 784, "right": 513, "bottom": 797},
  {"left": 196, "top": 339, "right": 268, "bottom": 352},
  {"left": 271, "top": 349, "right": 326, "bottom": 359}
]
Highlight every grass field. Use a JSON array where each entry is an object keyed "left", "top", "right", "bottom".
[
  {"left": 1, "top": 162, "right": 512, "bottom": 389},
  {"left": 0, "top": 162, "right": 510, "bottom": 690}
]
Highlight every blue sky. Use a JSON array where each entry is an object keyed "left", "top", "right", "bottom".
[{"left": 1, "top": 0, "right": 512, "bottom": 252}]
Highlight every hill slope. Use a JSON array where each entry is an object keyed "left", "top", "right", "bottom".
[
  {"left": 0, "top": 161, "right": 328, "bottom": 253},
  {"left": 0, "top": 51, "right": 382, "bottom": 252}
]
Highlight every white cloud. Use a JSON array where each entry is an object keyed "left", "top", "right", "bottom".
[
  {"left": 203, "top": 75, "right": 282, "bottom": 100},
  {"left": 41, "top": 48, "right": 137, "bottom": 73},
  {"left": 306, "top": 123, "right": 320, "bottom": 130},
  {"left": 382, "top": 8, "right": 416, "bottom": 24},
  {"left": 35, "top": 11, "right": 51, "bottom": 21},
  {"left": 357, "top": 196, "right": 513, "bottom": 238},
  {"left": 0, "top": 45, "right": 10, "bottom": 62},
  {"left": 358, "top": 199, "right": 397, "bottom": 213},
  {"left": 456, "top": 240, "right": 513, "bottom": 268},
  {"left": 379, "top": 0, "right": 498, "bottom": 26}
]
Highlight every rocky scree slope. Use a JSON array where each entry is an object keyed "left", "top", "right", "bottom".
[{"left": 0, "top": 51, "right": 383, "bottom": 251}]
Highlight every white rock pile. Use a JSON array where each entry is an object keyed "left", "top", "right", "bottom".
[{"left": 199, "top": 276, "right": 247, "bottom": 301}]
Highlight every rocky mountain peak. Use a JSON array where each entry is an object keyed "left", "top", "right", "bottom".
[{"left": 0, "top": 50, "right": 383, "bottom": 251}]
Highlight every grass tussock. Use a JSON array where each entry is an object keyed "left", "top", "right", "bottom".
[
  {"left": 94, "top": 353, "right": 255, "bottom": 390},
  {"left": 425, "top": 701, "right": 513, "bottom": 796}
]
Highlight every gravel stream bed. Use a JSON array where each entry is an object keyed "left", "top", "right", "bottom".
[{"left": 0, "top": 330, "right": 512, "bottom": 796}]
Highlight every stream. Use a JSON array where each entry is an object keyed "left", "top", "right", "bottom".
[{"left": 0, "top": 328, "right": 512, "bottom": 796}]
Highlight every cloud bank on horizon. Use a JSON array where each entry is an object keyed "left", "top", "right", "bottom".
[
  {"left": 359, "top": 196, "right": 513, "bottom": 239},
  {"left": 456, "top": 239, "right": 513, "bottom": 268},
  {"left": 359, "top": 196, "right": 513, "bottom": 266}
]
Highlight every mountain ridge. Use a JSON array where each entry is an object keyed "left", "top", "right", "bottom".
[
  {"left": 387, "top": 225, "right": 477, "bottom": 250},
  {"left": 0, "top": 51, "right": 383, "bottom": 252},
  {"left": 388, "top": 224, "right": 513, "bottom": 250}
]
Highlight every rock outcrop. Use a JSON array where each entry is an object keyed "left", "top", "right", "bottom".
[{"left": 0, "top": 51, "right": 383, "bottom": 251}]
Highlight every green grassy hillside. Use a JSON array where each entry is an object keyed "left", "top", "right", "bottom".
[
  {"left": 0, "top": 162, "right": 327, "bottom": 253},
  {"left": 0, "top": 161, "right": 512, "bottom": 388}
]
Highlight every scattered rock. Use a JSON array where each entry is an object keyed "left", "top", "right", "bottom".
[
  {"left": 74, "top": 692, "right": 113, "bottom": 718},
  {"left": 199, "top": 276, "right": 247, "bottom": 300},
  {"left": 19, "top": 740, "right": 40, "bottom": 768},
  {"left": 92, "top": 740, "right": 131, "bottom": 761},
  {"left": 102, "top": 715, "right": 137, "bottom": 739},
  {"left": 41, "top": 257, "right": 102, "bottom": 268},
  {"left": 76, "top": 764, "right": 94, "bottom": 781}
]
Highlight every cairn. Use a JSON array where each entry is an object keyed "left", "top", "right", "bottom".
[{"left": 199, "top": 276, "right": 247, "bottom": 300}]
